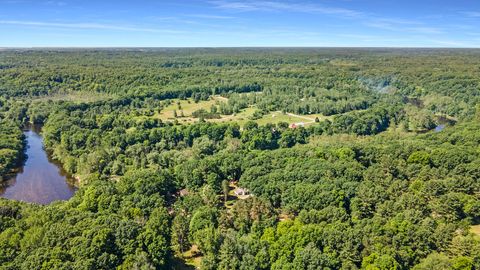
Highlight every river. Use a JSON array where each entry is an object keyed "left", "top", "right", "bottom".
[{"left": 0, "top": 125, "right": 77, "bottom": 204}]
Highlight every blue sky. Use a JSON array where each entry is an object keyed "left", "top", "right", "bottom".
[{"left": 0, "top": 0, "right": 479, "bottom": 47}]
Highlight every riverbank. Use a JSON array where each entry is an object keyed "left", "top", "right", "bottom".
[{"left": 0, "top": 125, "right": 77, "bottom": 204}]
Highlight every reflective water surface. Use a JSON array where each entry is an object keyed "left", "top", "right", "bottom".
[{"left": 0, "top": 125, "right": 76, "bottom": 204}]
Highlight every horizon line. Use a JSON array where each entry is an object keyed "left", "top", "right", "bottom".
[{"left": 1, "top": 46, "right": 480, "bottom": 49}]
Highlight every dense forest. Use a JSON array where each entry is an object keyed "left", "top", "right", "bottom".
[{"left": 0, "top": 48, "right": 479, "bottom": 269}]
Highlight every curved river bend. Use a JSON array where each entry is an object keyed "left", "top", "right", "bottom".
[{"left": 0, "top": 125, "right": 76, "bottom": 204}]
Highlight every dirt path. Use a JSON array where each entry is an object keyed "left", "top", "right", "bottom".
[
  {"left": 286, "top": 113, "right": 316, "bottom": 123},
  {"left": 213, "top": 96, "right": 229, "bottom": 102}
]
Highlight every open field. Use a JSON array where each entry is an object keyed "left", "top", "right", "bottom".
[
  {"left": 256, "top": 111, "right": 328, "bottom": 126},
  {"left": 30, "top": 92, "right": 116, "bottom": 103},
  {"left": 3, "top": 48, "right": 479, "bottom": 269},
  {"left": 157, "top": 97, "right": 221, "bottom": 120},
  {"left": 153, "top": 97, "right": 331, "bottom": 127},
  {"left": 471, "top": 225, "right": 480, "bottom": 236}
]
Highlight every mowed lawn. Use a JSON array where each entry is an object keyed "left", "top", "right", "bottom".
[
  {"left": 256, "top": 111, "right": 321, "bottom": 126},
  {"left": 154, "top": 97, "right": 330, "bottom": 127},
  {"left": 156, "top": 97, "right": 221, "bottom": 120}
]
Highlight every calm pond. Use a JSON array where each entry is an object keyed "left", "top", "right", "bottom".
[{"left": 0, "top": 125, "right": 77, "bottom": 204}]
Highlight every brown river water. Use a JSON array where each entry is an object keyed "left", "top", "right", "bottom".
[{"left": 0, "top": 125, "right": 77, "bottom": 204}]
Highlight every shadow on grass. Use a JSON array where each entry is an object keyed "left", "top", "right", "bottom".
[{"left": 170, "top": 257, "right": 196, "bottom": 270}]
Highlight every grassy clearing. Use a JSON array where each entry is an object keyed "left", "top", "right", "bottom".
[
  {"left": 179, "top": 245, "right": 202, "bottom": 269},
  {"left": 209, "top": 107, "right": 257, "bottom": 126},
  {"left": 255, "top": 111, "right": 329, "bottom": 126},
  {"left": 153, "top": 97, "right": 333, "bottom": 127},
  {"left": 471, "top": 225, "right": 480, "bottom": 236},
  {"left": 31, "top": 92, "right": 116, "bottom": 103},
  {"left": 256, "top": 112, "right": 307, "bottom": 126},
  {"left": 157, "top": 98, "right": 221, "bottom": 120}
]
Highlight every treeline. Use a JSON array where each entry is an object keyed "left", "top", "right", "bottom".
[
  {"left": 0, "top": 169, "right": 173, "bottom": 269},
  {"left": 40, "top": 99, "right": 310, "bottom": 179},
  {"left": 0, "top": 49, "right": 479, "bottom": 269},
  {"left": 0, "top": 99, "right": 25, "bottom": 178},
  {"left": 1, "top": 121, "right": 479, "bottom": 269},
  {"left": 2, "top": 48, "right": 479, "bottom": 120},
  {"left": 174, "top": 121, "right": 480, "bottom": 269},
  {"left": 0, "top": 120, "right": 23, "bottom": 177},
  {"left": 3, "top": 95, "right": 408, "bottom": 183}
]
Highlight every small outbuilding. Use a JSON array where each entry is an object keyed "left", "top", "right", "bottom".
[
  {"left": 233, "top": 187, "right": 250, "bottom": 197},
  {"left": 289, "top": 122, "right": 305, "bottom": 129},
  {"left": 178, "top": 189, "right": 190, "bottom": 197}
]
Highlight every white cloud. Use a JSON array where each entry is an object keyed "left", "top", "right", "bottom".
[
  {"left": 210, "top": 1, "right": 444, "bottom": 35},
  {"left": 365, "top": 18, "right": 443, "bottom": 34},
  {"left": 0, "top": 20, "right": 185, "bottom": 33},
  {"left": 189, "top": 14, "right": 235, "bottom": 19},
  {"left": 209, "top": 0, "right": 362, "bottom": 17}
]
